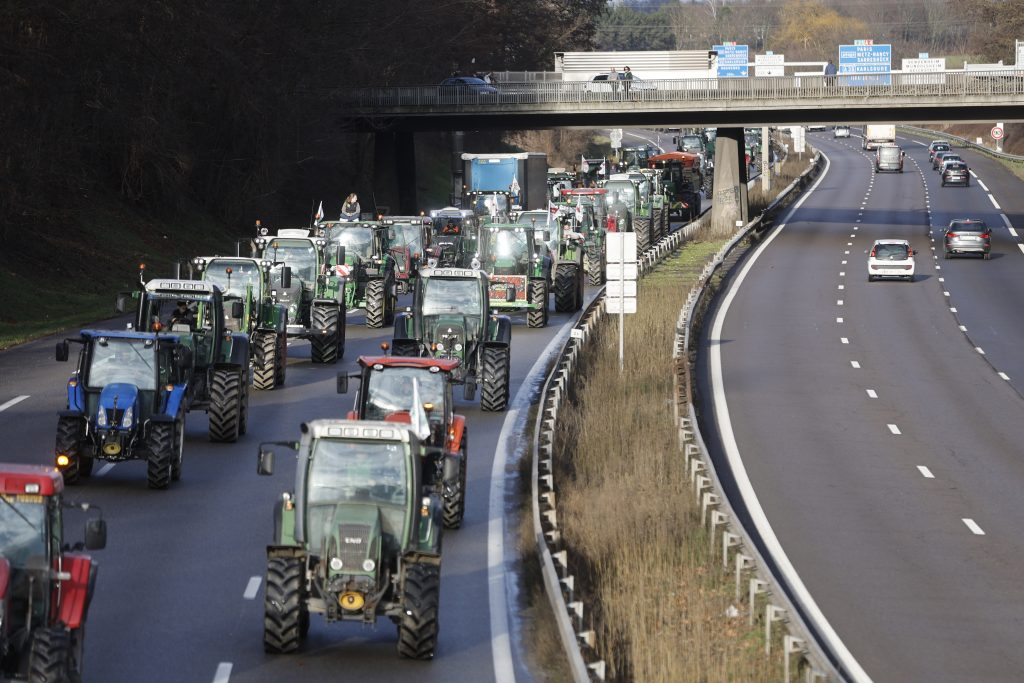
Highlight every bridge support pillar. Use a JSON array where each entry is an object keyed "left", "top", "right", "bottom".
[
  {"left": 710, "top": 127, "right": 749, "bottom": 236},
  {"left": 373, "top": 131, "right": 417, "bottom": 216},
  {"left": 451, "top": 131, "right": 465, "bottom": 206}
]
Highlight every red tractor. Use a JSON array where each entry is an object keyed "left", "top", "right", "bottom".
[
  {"left": 0, "top": 465, "right": 106, "bottom": 683},
  {"left": 338, "top": 355, "right": 469, "bottom": 528}
]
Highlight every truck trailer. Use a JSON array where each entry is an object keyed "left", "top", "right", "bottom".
[
  {"left": 462, "top": 152, "right": 548, "bottom": 213},
  {"left": 862, "top": 124, "right": 896, "bottom": 151}
]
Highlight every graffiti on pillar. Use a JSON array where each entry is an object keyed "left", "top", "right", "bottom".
[{"left": 715, "top": 186, "right": 740, "bottom": 207}]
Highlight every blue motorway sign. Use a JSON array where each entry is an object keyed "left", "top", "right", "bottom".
[
  {"left": 714, "top": 44, "right": 749, "bottom": 78},
  {"left": 838, "top": 44, "right": 892, "bottom": 85}
]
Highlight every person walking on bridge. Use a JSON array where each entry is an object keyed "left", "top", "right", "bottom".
[
  {"left": 824, "top": 59, "right": 837, "bottom": 87},
  {"left": 622, "top": 66, "right": 633, "bottom": 98}
]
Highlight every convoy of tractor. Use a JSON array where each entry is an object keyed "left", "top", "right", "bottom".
[{"left": 5, "top": 139, "right": 707, "bottom": 677}]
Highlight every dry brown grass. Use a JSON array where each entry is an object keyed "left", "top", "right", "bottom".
[{"left": 550, "top": 233, "right": 784, "bottom": 682}]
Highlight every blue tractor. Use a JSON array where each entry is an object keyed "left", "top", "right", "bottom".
[{"left": 55, "top": 330, "right": 190, "bottom": 489}]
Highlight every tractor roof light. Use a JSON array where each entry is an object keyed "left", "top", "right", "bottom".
[{"left": 260, "top": 260, "right": 272, "bottom": 269}]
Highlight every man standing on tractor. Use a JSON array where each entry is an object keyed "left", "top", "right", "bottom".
[{"left": 340, "top": 193, "right": 360, "bottom": 221}]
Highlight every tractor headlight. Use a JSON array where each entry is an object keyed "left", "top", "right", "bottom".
[
  {"left": 330, "top": 557, "right": 343, "bottom": 571},
  {"left": 471, "top": 257, "right": 481, "bottom": 270},
  {"left": 454, "top": 343, "right": 463, "bottom": 352},
  {"left": 362, "top": 559, "right": 375, "bottom": 572},
  {"left": 96, "top": 408, "right": 107, "bottom": 428},
  {"left": 121, "top": 406, "right": 134, "bottom": 428},
  {"left": 435, "top": 342, "right": 444, "bottom": 352}
]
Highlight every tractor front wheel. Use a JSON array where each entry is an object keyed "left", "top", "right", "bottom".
[
  {"left": 554, "top": 264, "right": 580, "bottom": 313},
  {"left": 274, "top": 332, "right": 287, "bottom": 386},
  {"left": 365, "top": 279, "right": 387, "bottom": 329},
  {"left": 443, "top": 429, "right": 468, "bottom": 529},
  {"left": 480, "top": 346, "right": 510, "bottom": 412},
  {"left": 147, "top": 422, "right": 175, "bottom": 490},
  {"left": 264, "top": 557, "right": 306, "bottom": 654},
  {"left": 171, "top": 416, "right": 184, "bottom": 482},
  {"left": 587, "top": 248, "right": 605, "bottom": 286},
  {"left": 527, "top": 280, "right": 548, "bottom": 328},
  {"left": 55, "top": 417, "right": 90, "bottom": 485},
  {"left": 634, "top": 216, "right": 651, "bottom": 253},
  {"left": 28, "top": 627, "right": 72, "bottom": 683},
  {"left": 253, "top": 331, "right": 277, "bottom": 391},
  {"left": 310, "top": 304, "right": 342, "bottom": 364},
  {"left": 397, "top": 563, "right": 441, "bottom": 660},
  {"left": 208, "top": 369, "right": 242, "bottom": 443}
]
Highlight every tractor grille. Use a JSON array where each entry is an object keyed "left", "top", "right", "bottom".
[
  {"left": 106, "top": 408, "right": 125, "bottom": 426},
  {"left": 336, "top": 523, "right": 371, "bottom": 570}
]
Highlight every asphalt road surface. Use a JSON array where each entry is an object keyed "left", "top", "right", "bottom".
[{"left": 698, "top": 128, "right": 1024, "bottom": 682}]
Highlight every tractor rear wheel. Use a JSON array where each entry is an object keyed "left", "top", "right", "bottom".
[
  {"left": 208, "top": 369, "right": 242, "bottom": 443},
  {"left": 28, "top": 627, "right": 71, "bottom": 683},
  {"left": 634, "top": 216, "right": 651, "bottom": 253},
  {"left": 365, "top": 279, "right": 387, "bottom": 329},
  {"left": 443, "top": 429, "right": 468, "bottom": 529},
  {"left": 171, "top": 417, "right": 184, "bottom": 482},
  {"left": 527, "top": 280, "right": 548, "bottom": 328},
  {"left": 480, "top": 346, "right": 510, "bottom": 412},
  {"left": 554, "top": 264, "right": 580, "bottom": 313},
  {"left": 274, "top": 332, "right": 287, "bottom": 386},
  {"left": 310, "top": 304, "right": 342, "bottom": 364},
  {"left": 147, "top": 422, "right": 174, "bottom": 490},
  {"left": 392, "top": 340, "right": 420, "bottom": 357},
  {"left": 55, "top": 417, "right": 90, "bottom": 485},
  {"left": 253, "top": 331, "right": 277, "bottom": 391},
  {"left": 652, "top": 206, "right": 664, "bottom": 242},
  {"left": 264, "top": 557, "right": 306, "bottom": 654},
  {"left": 587, "top": 248, "right": 604, "bottom": 286},
  {"left": 397, "top": 563, "right": 441, "bottom": 660}
]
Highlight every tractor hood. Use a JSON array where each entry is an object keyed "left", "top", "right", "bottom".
[
  {"left": 97, "top": 383, "right": 140, "bottom": 431},
  {"left": 422, "top": 314, "right": 473, "bottom": 362},
  {"left": 319, "top": 504, "right": 383, "bottom": 578}
]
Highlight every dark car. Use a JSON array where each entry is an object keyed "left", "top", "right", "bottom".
[
  {"left": 944, "top": 219, "right": 990, "bottom": 259},
  {"left": 941, "top": 162, "right": 970, "bottom": 187},
  {"left": 439, "top": 77, "right": 498, "bottom": 95}
]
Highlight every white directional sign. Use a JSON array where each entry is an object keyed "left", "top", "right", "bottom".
[
  {"left": 606, "top": 231, "right": 637, "bottom": 264},
  {"left": 755, "top": 53, "right": 785, "bottom": 77},
  {"left": 902, "top": 57, "right": 946, "bottom": 85},
  {"left": 605, "top": 262, "right": 638, "bottom": 281},
  {"left": 606, "top": 280, "right": 637, "bottom": 298},
  {"left": 605, "top": 297, "right": 637, "bottom": 314},
  {"left": 610, "top": 128, "right": 623, "bottom": 149}
]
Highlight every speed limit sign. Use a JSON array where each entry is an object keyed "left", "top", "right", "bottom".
[{"left": 991, "top": 126, "right": 1004, "bottom": 140}]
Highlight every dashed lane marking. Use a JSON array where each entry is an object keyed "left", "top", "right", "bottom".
[
  {"left": 977, "top": 178, "right": 990, "bottom": 191},
  {"left": 976, "top": 347, "right": 986, "bottom": 355},
  {"left": 243, "top": 576, "right": 262, "bottom": 600},
  {"left": 969, "top": 170, "right": 979, "bottom": 178},
  {"left": 1001, "top": 214, "right": 1013, "bottom": 229},
  {"left": 999, "top": 372, "right": 1011, "bottom": 381},
  {"left": 963, "top": 519, "right": 986, "bottom": 536},
  {"left": 888, "top": 424, "right": 901, "bottom": 435},
  {"left": 213, "top": 662, "right": 232, "bottom": 683},
  {"left": 841, "top": 337, "right": 849, "bottom": 344},
  {"left": 95, "top": 463, "right": 115, "bottom": 477},
  {"left": 917, "top": 466, "right": 935, "bottom": 478},
  {"left": 1017, "top": 244, "right": 1024, "bottom": 256},
  {"left": 836, "top": 317, "right": 844, "bottom": 323},
  {"left": 988, "top": 194, "right": 1001, "bottom": 210},
  {"left": 0, "top": 396, "right": 29, "bottom": 412},
  {"left": 866, "top": 389, "right": 878, "bottom": 398},
  {"left": 850, "top": 361, "right": 861, "bottom": 369}
]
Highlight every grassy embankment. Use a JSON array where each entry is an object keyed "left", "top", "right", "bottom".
[{"left": 522, "top": 153, "right": 811, "bottom": 682}]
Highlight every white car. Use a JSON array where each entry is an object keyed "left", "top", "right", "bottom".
[
  {"left": 834, "top": 125, "right": 851, "bottom": 138},
  {"left": 867, "top": 239, "right": 915, "bottom": 282},
  {"left": 807, "top": 124, "right": 828, "bottom": 132}
]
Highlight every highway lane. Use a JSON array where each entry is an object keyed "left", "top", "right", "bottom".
[
  {"left": 698, "top": 132, "right": 1024, "bottom": 682},
  {"left": 0, "top": 293, "right": 584, "bottom": 682}
]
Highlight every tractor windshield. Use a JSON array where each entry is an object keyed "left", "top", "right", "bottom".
[
  {"left": 421, "top": 277, "right": 482, "bottom": 317},
  {"left": 389, "top": 224, "right": 424, "bottom": 255},
  {"left": 267, "top": 239, "right": 318, "bottom": 282},
  {"left": 486, "top": 228, "right": 529, "bottom": 266},
  {"left": 306, "top": 439, "right": 409, "bottom": 547},
  {"left": 515, "top": 211, "right": 552, "bottom": 228},
  {"left": 605, "top": 181, "right": 635, "bottom": 208},
  {"left": 205, "top": 260, "right": 261, "bottom": 299},
  {"left": 329, "top": 226, "right": 375, "bottom": 261},
  {"left": 87, "top": 337, "right": 157, "bottom": 391},
  {"left": 365, "top": 370, "right": 445, "bottom": 424},
  {"left": 0, "top": 495, "right": 46, "bottom": 567}
]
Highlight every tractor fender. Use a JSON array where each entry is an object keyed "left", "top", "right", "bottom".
[
  {"left": 223, "top": 332, "right": 250, "bottom": 367},
  {"left": 261, "top": 302, "right": 288, "bottom": 334},
  {"left": 446, "top": 414, "right": 466, "bottom": 455},
  {"left": 157, "top": 384, "right": 188, "bottom": 418},
  {"left": 443, "top": 450, "right": 462, "bottom": 486},
  {"left": 415, "top": 492, "right": 443, "bottom": 554},
  {"left": 57, "top": 554, "right": 94, "bottom": 630},
  {"left": 58, "top": 409, "right": 86, "bottom": 420},
  {"left": 66, "top": 377, "right": 86, "bottom": 413},
  {"left": 485, "top": 315, "right": 512, "bottom": 345},
  {"left": 272, "top": 498, "right": 297, "bottom": 547},
  {"left": 393, "top": 311, "right": 415, "bottom": 340}
]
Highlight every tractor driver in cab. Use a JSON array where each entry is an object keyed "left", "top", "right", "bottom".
[
  {"left": 442, "top": 221, "right": 460, "bottom": 235},
  {"left": 168, "top": 301, "right": 196, "bottom": 330},
  {"left": 607, "top": 191, "right": 628, "bottom": 231}
]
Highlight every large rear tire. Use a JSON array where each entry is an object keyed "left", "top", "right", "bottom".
[
  {"left": 146, "top": 422, "right": 174, "bottom": 490},
  {"left": 310, "top": 304, "right": 343, "bottom": 364},
  {"left": 480, "top": 346, "right": 510, "bottom": 412},
  {"left": 587, "top": 247, "right": 604, "bottom": 286},
  {"left": 28, "top": 627, "right": 71, "bottom": 683},
  {"left": 274, "top": 332, "right": 287, "bottom": 386},
  {"left": 171, "top": 417, "right": 184, "bottom": 482},
  {"left": 443, "top": 429, "right": 468, "bottom": 529},
  {"left": 55, "top": 417, "right": 90, "bottom": 485},
  {"left": 392, "top": 340, "right": 420, "bottom": 357},
  {"left": 634, "top": 216, "right": 651, "bottom": 253},
  {"left": 651, "top": 206, "right": 664, "bottom": 242},
  {"left": 365, "top": 279, "right": 387, "bottom": 329},
  {"left": 208, "top": 369, "right": 242, "bottom": 443},
  {"left": 527, "top": 280, "right": 548, "bottom": 328},
  {"left": 264, "top": 557, "right": 306, "bottom": 654},
  {"left": 554, "top": 263, "right": 579, "bottom": 313},
  {"left": 252, "top": 331, "right": 277, "bottom": 391},
  {"left": 397, "top": 564, "right": 441, "bottom": 660}
]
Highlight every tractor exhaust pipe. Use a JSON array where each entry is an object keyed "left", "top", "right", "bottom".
[
  {"left": 236, "top": 241, "right": 244, "bottom": 257},
  {"left": 173, "top": 262, "right": 181, "bottom": 279}
]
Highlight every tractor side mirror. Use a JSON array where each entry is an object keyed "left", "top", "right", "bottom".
[
  {"left": 231, "top": 301, "right": 244, "bottom": 319},
  {"left": 115, "top": 292, "right": 133, "bottom": 314},
  {"left": 463, "top": 380, "right": 477, "bottom": 401},
  {"left": 541, "top": 230, "right": 550, "bottom": 242},
  {"left": 506, "top": 287, "right": 517, "bottom": 303},
  {"left": 56, "top": 341, "right": 69, "bottom": 362},
  {"left": 280, "top": 267, "right": 292, "bottom": 290},
  {"left": 257, "top": 447, "right": 274, "bottom": 476},
  {"left": 336, "top": 372, "right": 349, "bottom": 394},
  {"left": 84, "top": 518, "right": 107, "bottom": 550},
  {"left": 175, "top": 346, "right": 193, "bottom": 370}
]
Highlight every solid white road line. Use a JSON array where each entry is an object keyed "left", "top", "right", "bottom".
[
  {"left": 977, "top": 178, "right": 990, "bottom": 191},
  {"left": 841, "top": 337, "right": 849, "bottom": 344},
  {"left": 969, "top": 170, "right": 979, "bottom": 178},
  {"left": 94, "top": 463, "right": 115, "bottom": 477},
  {"left": 887, "top": 424, "right": 902, "bottom": 435},
  {"left": 866, "top": 389, "right": 878, "bottom": 398},
  {"left": 243, "top": 576, "right": 262, "bottom": 600},
  {"left": 988, "top": 194, "right": 1001, "bottom": 209},
  {"left": 0, "top": 395, "right": 29, "bottom": 413},
  {"left": 490, "top": 313, "right": 576, "bottom": 683},
  {"left": 212, "top": 662, "right": 232, "bottom": 683},
  {"left": 963, "top": 519, "right": 986, "bottom": 536},
  {"left": 999, "top": 372, "right": 1011, "bottom": 381},
  {"left": 708, "top": 149, "right": 872, "bottom": 683},
  {"left": 917, "top": 466, "right": 935, "bottom": 479},
  {"left": 976, "top": 347, "right": 986, "bottom": 355}
]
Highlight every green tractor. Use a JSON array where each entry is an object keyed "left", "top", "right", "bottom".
[
  {"left": 392, "top": 267, "right": 513, "bottom": 412},
  {"left": 427, "top": 207, "right": 481, "bottom": 269},
  {"left": 191, "top": 255, "right": 289, "bottom": 391},
  {"left": 516, "top": 209, "right": 585, "bottom": 313},
  {"left": 319, "top": 220, "right": 398, "bottom": 329},
  {"left": 258, "top": 419, "right": 443, "bottom": 659},
  {"left": 385, "top": 216, "right": 433, "bottom": 296},
  {"left": 477, "top": 222, "right": 553, "bottom": 327},
  {"left": 604, "top": 171, "right": 662, "bottom": 253},
  {"left": 554, "top": 188, "right": 608, "bottom": 286},
  {"left": 254, "top": 226, "right": 347, "bottom": 364}
]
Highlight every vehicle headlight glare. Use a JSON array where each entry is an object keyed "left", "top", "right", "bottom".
[
  {"left": 96, "top": 409, "right": 107, "bottom": 428},
  {"left": 121, "top": 406, "right": 134, "bottom": 428}
]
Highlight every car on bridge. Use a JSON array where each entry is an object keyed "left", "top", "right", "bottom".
[
  {"left": 944, "top": 219, "right": 990, "bottom": 259},
  {"left": 439, "top": 76, "right": 498, "bottom": 96},
  {"left": 868, "top": 239, "right": 915, "bottom": 282},
  {"left": 833, "top": 125, "right": 851, "bottom": 138},
  {"left": 941, "top": 161, "right": 970, "bottom": 187},
  {"left": 806, "top": 124, "right": 828, "bottom": 132}
]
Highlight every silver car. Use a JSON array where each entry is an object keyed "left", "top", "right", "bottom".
[{"left": 944, "top": 219, "right": 991, "bottom": 259}]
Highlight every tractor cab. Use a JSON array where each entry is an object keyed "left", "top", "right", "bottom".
[
  {"left": 648, "top": 152, "right": 703, "bottom": 221},
  {"left": 427, "top": 208, "right": 480, "bottom": 269},
  {"left": 192, "top": 257, "right": 268, "bottom": 332},
  {"left": 385, "top": 216, "right": 432, "bottom": 294},
  {"left": 133, "top": 279, "right": 230, "bottom": 367},
  {"left": 465, "top": 191, "right": 513, "bottom": 223}
]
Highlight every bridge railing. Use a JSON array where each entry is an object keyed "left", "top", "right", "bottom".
[{"left": 350, "top": 70, "right": 1024, "bottom": 109}]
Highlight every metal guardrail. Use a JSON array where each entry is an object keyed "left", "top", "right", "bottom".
[
  {"left": 349, "top": 70, "right": 1024, "bottom": 109},
  {"left": 898, "top": 124, "right": 1024, "bottom": 163},
  {"left": 530, "top": 153, "right": 862, "bottom": 682}
]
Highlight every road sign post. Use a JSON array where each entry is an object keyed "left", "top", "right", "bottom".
[
  {"left": 992, "top": 124, "right": 1004, "bottom": 152},
  {"left": 605, "top": 232, "right": 637, "bottom": 373}
]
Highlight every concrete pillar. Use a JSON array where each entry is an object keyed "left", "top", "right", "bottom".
[
  {"left": 395, "top": 131, "right": 416, "bottom": 215},
  {"left": 451, "top": 131, "right": 465, "bottom": 207},
  {"left": 711, "top": 126, "right": 749, "bottom": 236},
  {"left": 372, "top": 131, "right": 418, "bottom": 216}
]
